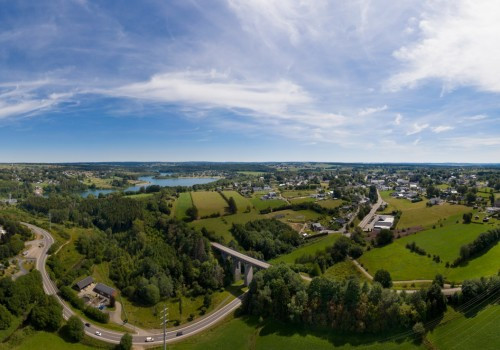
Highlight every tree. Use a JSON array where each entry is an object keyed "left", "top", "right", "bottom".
[
  {"left": 374, "top": 269, "right": 392, "bottom": 288},
  {"left": 203, "top": 293, "right": 212, "bottom": 309},
  {"left": 0, "top": 305, "right": 12, "bottom": 330},
  {"left": 433, "top": 274, "right": 445, "bottom": 287},
  {"left": 138, "top": 284, "right": 160, "bottom": 306},
  {"left": 228, "top": 197, "right": 237, "bottom": 214},
  {"left": 412, "top": 322, "right": 425, "bottom": 342},
  {"left": 462, "top": 212, "right": 472, "bottom": 224},
  {"left": 64, "top": 315, "right": 84, "bottom": 342},
  {"left": 30, "top": 296, "right": 63, "bottom": 331},
  {"left": 118, "top": 333, "right": 133, "bottom": 350},
  {"left": 186, "top": 206, "right": 198, "bottom": 221},
  {"left": 376, "top": 229, "right": 394, "bottom": 246}
]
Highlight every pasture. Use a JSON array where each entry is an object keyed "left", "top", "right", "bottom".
[
  {"left": 359, "top": 216, "right": 500, "bottom": 281},
  {"left": 191, "top": 191, "right": 228, "bottom": 217},
  {"left": 281, "top": 189, "right": 317, "bottom": 198},
  {"left": 174, "top": 192, "right": 193, "bottom": 220},
  {"left": 222, "top": 191, "right": 252, "bottom": 213},
  {"left": 266, "top": 209, "right": 322, "bottom": 223},
  {"left": 190, "top": 212, "right": 261, "bottom": 243},
  {"left": 271, "top": 234, "right": 341, "bottom": 264}
]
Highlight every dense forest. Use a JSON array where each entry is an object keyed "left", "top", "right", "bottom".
[
  {"left": 231, "top": 219, "right": 301, "bottom": 260},
  {"left": 0, "top": 215, "right": 32, "bottom": 261}
]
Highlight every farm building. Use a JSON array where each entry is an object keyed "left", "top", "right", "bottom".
[
  {"left": 373, "top": 215, "right": 395, "bottom": 230},
  {"left": 311, "top": 223, "right": 323, "bottom": 231},
  {"left": 93, "top": 283, "right": 117, "bottom": 299},
  {"left": 75, "top": 276, "right": 94, "bottom": 291}
]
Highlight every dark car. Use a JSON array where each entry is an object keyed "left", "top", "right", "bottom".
[
  {"left": 85, "top": 323, "right": 91, "bottom": 327},
  {"left": 176, "top": 331, "right": 183, "bottom": 337}
]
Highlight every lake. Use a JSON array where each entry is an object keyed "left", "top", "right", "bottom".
[{"left": 80, "top": 175, "right": 219, "bottom": 198}]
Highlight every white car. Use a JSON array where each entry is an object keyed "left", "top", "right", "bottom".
[
  {"left": 95, "top": 331, "right": 102, "bottom": 336},
  {"left": 145, "top": 337, "right": 154, "bottom": 342}
]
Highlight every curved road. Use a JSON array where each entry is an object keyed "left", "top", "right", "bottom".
[{"left": 24, "top": 223, "right": 244, "bottom": 346}]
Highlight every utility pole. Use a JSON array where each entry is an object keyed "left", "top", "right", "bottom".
[{"left": 161, "top": 306, "right": 168, "bottom": 350}]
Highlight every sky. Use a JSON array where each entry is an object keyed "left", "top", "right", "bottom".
[{"left": 0, "top": 0, "right": 499, "bottom": 163}]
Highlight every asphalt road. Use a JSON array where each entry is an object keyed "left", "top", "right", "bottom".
[
  {"left": 358, "top": 190, "right": 384, "bottom": 230},
  {"left": 23, "top": 223, "right": 244, "bottom": 346}
]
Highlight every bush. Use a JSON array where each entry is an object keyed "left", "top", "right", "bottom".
[
  {"left": 59, "top": 286, "right": 84, "bottom": 310},
  {"left": 0, "top": 305, "right": 12, "bottom": 330},
  {"left": 84, "top": 306, "right": 109, "bottom": 323},
  {"left": 375, "top": 229, "right": 394, "bottom": 246},
  {"left": 412, "top": 322, "right": 425, "bottom": 342}
]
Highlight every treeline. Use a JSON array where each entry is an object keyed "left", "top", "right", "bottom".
[
  {"left": 0, "top": 271, "right": 62, "bottom": 332},
  {"left": 231, "top": 219, "right": 300, "bottom": 260},
  {"left": 0, "top": 215, "right": 32, "bottom": 260},
  {"left": 59, "top": 286, "right": 109, "bottom": 323},
  {"left": 244, "top": 265, "right": 447, "bottom": 333},
  {"left": 453, "top": 229, "right": 500, "bottom": 266},
  {"left": 259, "top": 201, "right": 340, "bottom": 216}
]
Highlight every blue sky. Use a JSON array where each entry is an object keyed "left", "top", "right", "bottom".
[{"left": 0, "top": 0, "right": 499, "bottom": 163}]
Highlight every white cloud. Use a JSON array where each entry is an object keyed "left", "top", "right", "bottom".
[
  {"left": 431, "top": 125, "right": 454, "bottom": 133},
  {"left": 446, "top": 136, "right": 500, "bottom": 148},
  {"left": 388, "top": 0, "right": 500, "bottom": 93},
  {"left": 413, "top": 137, "right": 421, "bottom": 145},
  {"left": 394, "top": 113, "right": 403, "bottom": 125},
  {"left": 358, "top": 105, "right": 388, "bottom": 116},
  {"left": 108, "top": 71, "right": 311, "bottom": 117},
  {"left": 407, "top": 122, "right": 429, "bottom": 135}
]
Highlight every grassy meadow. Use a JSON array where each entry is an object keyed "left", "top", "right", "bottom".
[
  {"left": 191, "top": 191, "right": 228, "bottom": 217},
  {"left": 249, "top": 192, "right": 287, "bottom": 211},
  {"left": 323, "top": 260, "right": 368, "bottom": 282},
  {"left": 318, "top": 199, "right": 343, "bottom": 209},
  {"left": 359, "top": 214, "right": 500, "bottom": 281},
  {"left": 174, "top": 192, "right": 193, "bottom": 220},
  {"left": 169, "top": 314, "right": 423, "bottom": 350}
]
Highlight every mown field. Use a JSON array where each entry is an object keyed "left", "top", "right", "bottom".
[
  {"left": 191, "top": 191, "right": 228, "bottom": 217},
  {"left": 14, "top": 332, "right": 103, "bottom": 350},
  {"left": 222, "top": 191, "right": 252, "bottom": 213},
  {"left": 169, "top": 314, "right": 423, "bottom": 350},
  {"left": 174, "top": 192, "right": 193, "bottom": 220},
  {"left": 281, "top": 189, "right": 317, "bottom": 198},
  {"left": 359, "top": 215, "right": 500, "bottom": 281},
  {"left": 380, "top": 191, "right": 469, "bottom": 228},
  {"left": 271, "top": 234, "right": 341, "bottom": 264},
  {"left": 267, "top": 209, "right": 322, "bottom": 223}
]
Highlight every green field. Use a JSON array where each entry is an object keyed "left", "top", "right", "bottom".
[
  {"left": 13, "top": 331, "right": 111, "bottom": 350},
  {"left": 290, "top": 197, "right": 316, "bottom": 204},
  {"left": 271, "top": 234, "right": 341, "bottom": 264},
  {"left": 281, "top": 190, "right": 317, "bottom": 198},
  {"left": 359, "top": 216, "right": 500, "bottom": 281},
  {"left": 318, "top": 199, "right": 343, "bottom": 209},
  {"left": 222, "top": 191, "right": 252, "bottom": 213},
  {"left": 169, "top": 315, "right": 422, "bottom": 350},
  {"left": 323, "top": 260, "right": 368, "bottom": 281},
  {"left": 249, "top": 193, "right": 287, "bottom": 211},
  {"left": 191, "top": 191, "right": 228, "bottom": 217},
  {"left": 427, "top": 304, "right": 500, "bottom": 349},
  {"left": 174, "top": 192, "right": 193, "bottom": 220},
  {"left": 266, "top": 209, "right": 322, "bottom": 224},
  {"left": 380, "top": 191, "right": 469, "bottom": 228}
]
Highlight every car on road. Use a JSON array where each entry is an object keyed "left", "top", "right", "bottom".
[
  {"left": 85, "top": 323, "right": 90, "bottom": 327},
  {"left": 95, "top": 331, "right": 102, "bottom": 336},
  {"left": 145, "top": 337, "right": 154, "bottom": 342},
  {"left": 176, "top": 331, "right": 183, "bottom": 337}
]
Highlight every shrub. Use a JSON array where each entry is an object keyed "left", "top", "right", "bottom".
[
  {"left": 84, "top": 306, "right": 109, "bottom": 323},
  {"left": 373, "top": 269, "right": 392, "bottom": 288},
  {"left": 64, "top": 315, "right": 84, "bottom": 342}
]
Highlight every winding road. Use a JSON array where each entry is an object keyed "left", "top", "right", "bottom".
[{"left": 23, "top": 223, "right": 244, "bottom": 346}]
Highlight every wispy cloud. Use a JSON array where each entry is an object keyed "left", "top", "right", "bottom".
[
  {"left": 431, "top": 125, "right": 454, "bottom": 133},
  {"left": 394, "top": 113, "right": 403, "bottom": 125},
  {"left": 388, "top": 0, "right": 500, "bottom": 93},
  {"left": 407, "top": 122, "right": 429, "bottom": 135}
]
